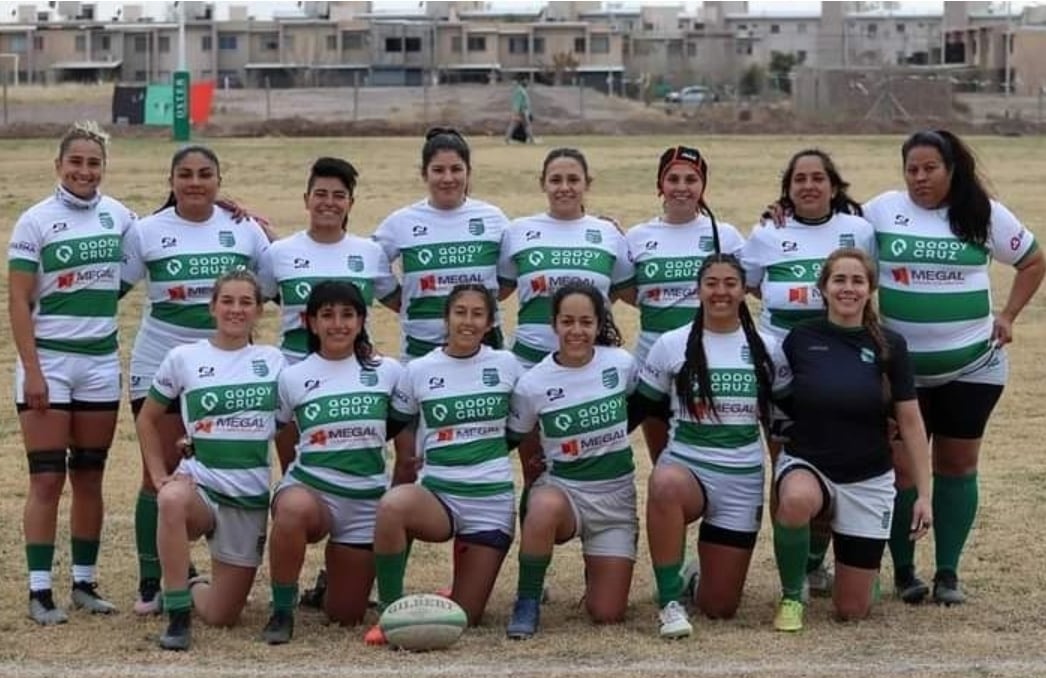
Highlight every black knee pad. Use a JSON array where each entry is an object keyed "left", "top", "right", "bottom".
[
  {"left": 457, "top": 529, "right": 514, "bottom": 552},
  {"left": 699, "top": 522, "right": 758, "bottom": 550},
  {"left": 68, "top": 447, "right": 109, "bottom": 471},
  {"left": 27, "top": 449, "right": 68, "bottom": 475},
  {"left": 833, "top": 533, "right": 886, "bottom": 570}
]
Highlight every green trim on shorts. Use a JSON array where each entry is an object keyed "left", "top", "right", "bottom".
[
  {"left": 510, "top": 339, "right": 548, "bottom": 365},
  {"left": 37, "top": 331, "right": 118, "bottom": 356},
  {"left": 551, "top": 447, "right": 634, "bottom": 482},
  {"left": 288, "top": 466, "right": 385, "bottom": 500},
  {"left": 668, "top": 451, "right": 762, "bottom": 475},
  {"left": 200, "top": 485, "right": 270, "bottom": 510},
  {"left": 421, "top": 475, "right": 513, "bottom": 498},
  {"left": 405, "top": 335, "right": 441, "bottom": 358}
]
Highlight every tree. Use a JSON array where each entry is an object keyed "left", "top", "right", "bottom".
[
  {"left": 739, "top": 64, "right": 765, "bottom": 97},
  {"left": 549, "top": 51, "right": 579, "bottom": 86},
  {"left": 768, "top": 50, "right": 800, "bottom": 94}
]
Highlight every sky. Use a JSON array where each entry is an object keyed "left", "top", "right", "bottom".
[{"left": 0, "top": 0, "right": 1038, "bottom": 23}]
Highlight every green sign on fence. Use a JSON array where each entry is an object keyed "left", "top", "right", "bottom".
[{"left": 172, "top": 70, "right": 190, "bottom": 142}]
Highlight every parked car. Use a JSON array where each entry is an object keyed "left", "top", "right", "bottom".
[{"left": 664, "top": 85, "right": 717, "bottom": 105}]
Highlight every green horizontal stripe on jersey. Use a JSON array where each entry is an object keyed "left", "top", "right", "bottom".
[
  {"left": 552, "top": 448, "right": 634, "bottom": 482},
  {"left": 296, "top": 394, "right": 388, "bottom": 428},
  {"left": 279, "top": 276, "right": 375, "bottom": 306},
  {"left": 9, "top": 258, "right": 37, "bottom": 273},
  {"left": 151, "top": 301, "right": 216, "bottom": 330},
  {"left": 675, "top": 421, "right": 761, "bottom": 449},
  {"left": 146, "top": 253, "right": 252, "bottom": 283},
  {"left": 541, "top": 393, "right": 627, "bottom": 438},
  {"left": 406, "top": 295, "right": 448, "bottom": 320},
  {"left": 766, "top": 259, "right": 824, "bottom": 283},
  {"left": 288, "top": 466, "right": 385, "bottom": 500},
  {"left": 876, "top": 233, "right": 988, "bottom": 266},
  {"left": 422, "top": 394, "right": 509, "bottom": 429},
  {"left": 401, "top": 241, "right": 499, "bottom": 273},
  {"left": 200, "top": 485, "right": 270, "bottom": 510},
  {"left": 637, "top": 256, "right": 703, "bottom": 284},
  {"left": 193, "top": 439, "right": 270, "bottom": 470},
  {"left": 38, "top": 289, "right": 117, "bottom": 318},
  {"left": 636, "top": 380, "right": 667, "bottom": 402},
  {"left": 421, "top": 475, "right": 514, "bottom": 498},
  {"left": 511, "top": 340, "right": 549, "bottom": 365},
  {"left": 515, "top": 247, "right": 614, "bottom": 276},
  {"left": 281, "top": 329, "right": 308, "bottom": 356},
  {"left": 640, "top": 304, "right": 695, "bottom": 334},
  {"left": 37, "top": 331, "right": 117, "bottom": 356},
  {"left": 910, "top": 340, "right": 991, "bottom": 377},
  {"left": 518, "top": 296, "right": 552, "bottom": 325},
  {"left": 405, "top": 335, "right": 441, "bottom": 358},
  {"left": 426, "top": 438, "right": 508, "bottom": 467},
  {"left": 769, "top": 309, "right": 824, "bottom": 331},
  {"left": 879, "top": 288, "right": 989, "bottom": 324},
  {"left": 300, "top": 448, "right": 385, "bottom": 477},
  {"left": 669, "top": 451, "right": 762, "bottom": 475},
  {"left": 40, "top": 235, "right": 122, "bottom": 272}
]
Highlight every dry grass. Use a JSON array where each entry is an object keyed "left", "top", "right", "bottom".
[{"left": 0, "top": 136, "right": 1045, "bottom": 677}]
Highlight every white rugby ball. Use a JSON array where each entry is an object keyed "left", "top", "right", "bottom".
[{"left": 379, "top": 594, "right": 467, "bottom": 651}]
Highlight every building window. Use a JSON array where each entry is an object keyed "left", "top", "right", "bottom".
[
  {"left": 75, "top": 35, "right": 86, "bottom": 52},
  {"left": 867, "top": 23, "right": 878, "bottom": 37},
  {"left": 326, "top": 34, "right": 337, "bottom": 51},
  {"left": 218, "top": 34, "right": 237, "bottom": 50},
  {"left": 33, "top": 35, "right": 44, "bottom": 51},
  {"left": 134, "top": 70, "right": 147, "bottom": 81},
  {"left": 467, "top": 35, "right": 486, "bottom": 51},
  {"left": 508, "top": 36, "right": 528, "bottom": 54},
  {"left": 770, "top": 24, "right": 780, "bottom": 34},
  {"left": 591, "top": 36, "right": 609, "bottom": 53},
  {"left": 260, "top": 33, "right": 279, "bottom": 51},
  {"left": 99, "top": 35, "right": 110, "bottom": 51},
  {"left": 797, "top": 49, "right": 807, "bottom": 63},
  {"left": 159, "top": 36, "right": 171, "bottom": 53},
  {"left": 342, "top": 32, "right": 363, "bottom": 50},
  {"left": 201, "top": 69, "right": 213, "bottom": 79},
  {"left": 798, "top": 22, "right": 807, "bottom": 34},
  {"left": 667, "top": 41, "right": 682, "bottom": 57},
  {"left": 201, "top": 35, "right": 212, "bottom": 51},
  {"left": 405, "top": 36, "right": 421, "bottom": 52},
  {"left": 643, "top": 22, "right": 653, "bottom": 31},
  {"left": 134, "top": 35, "right": 147, "bottom": 53},
  {"left": 687, "top": 41, "right": 696, "bottom": 57},
  {"left": 533, "top": 36, "right": 545, "bottom": 54},
  {"left": 451, "top": 36, "right": 462, "bottom": 53},
  {"left": 896, "top": 23, "right": 906, "bottom": 34},
  {"left": 283, "top": 34, "right": 295, "bottom": 50},
  {"left": 738, "top": 24, "right": 747, "bottom": 31},
  {"left": 158, "top": 70, "right": 171, "bottom": 82},
  {"left": 574, "top": 37, "right": 586, "bottom": 53},
  {"left": 385, "top": 37, "right": 402, "bottom": 52},
  {"left": 622, "top": 39, "right": 629, "bottom": 57},
  {"left": 9, "top": 35, "right": 26, "bottom": 52},
  {"left": 678, "top": 19, "right": 688, "bottom": 30}
]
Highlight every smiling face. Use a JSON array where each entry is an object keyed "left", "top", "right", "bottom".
[
  {"left": 305, "top": 176, "right": 353, "bottom": 232},
  {"left": 698, "top": 261, "right": 746, "bottom": 327},
  {"left": 55, "top": 138, "right": 105, "bottom": 199},
  {"left": 444, "top": 290, "right": 493, "bottom": 354},
  {"left": 904, "top": 145, "right": 952, "bottom": 209},
  {"left": 553, "top": 292, "right": 598, "bottom": 363},
  {"left": 171, "top": 151, "right": 220, "bottom": 213},
  {"left": 821, "top": 255, "right": 872, "bottom": 326},
  {"left": 659, "top": 162, "right": 704, "bottom": 221},
  {"left": 307, "top": 302, "right": 363, "bottom": 360},
  {"left": 424, "top": 149, "right": 469, "bottom": 210},
  {"left": 542, "top": 156, "right": 589, "bottom": 220},
  {"left": 788, "top": 154, "right": 834, "bottom": 220},
  {"left": 210, "top": 278, "right": 261, "bottom": 341}
]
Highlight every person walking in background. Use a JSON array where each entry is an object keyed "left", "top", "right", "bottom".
[{"left": 505, "top": 76, "right": 534, "bottom": 144}]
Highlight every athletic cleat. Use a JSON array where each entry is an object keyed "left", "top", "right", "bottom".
[
  {"left": 363, "top": 624, "right": 387, "bottom": 646},
  {"left": 28, "top": 590, "right": 68, "bottom": 626},
  {"left": 300, "top": 570, "right": 327, "bottom": 610},
  {"left": 681, "top": 559, "right": 700, "bottom": 605},
  {"left": 506, "top": 598, "right": 540, "bottom": 640},
  {"left": 773, "top": 598, "right": 804, "bottom": 632},
  {"left": 658, "top": 600, "right": 692, "bottom": 639},
  {"left": 262, "top": 610, "right": 294, "bottom": 645},
  {"left": 71, "top": 581, "right": 117, "bottom": 614},
  {"left": 894, "top": 566, "right": 929, "bottom": 605},
  {"left": 933, "top": 571, "right": 966, "bottom": 606},
  {"left": 134, "top": 577, "right": 162, "bottom": 615},
  {"left": 158, "top": 610, "right": 191, "bottom": 651},
  {"left": 806, "top": 563, "right": 834, "bottom": 597}
]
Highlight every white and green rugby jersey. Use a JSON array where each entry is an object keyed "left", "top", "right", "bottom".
[
  {"left": 626, "top": 215, "right": 745, "bottom": 362},
  {"left": 509, "top": 346, "right": 637, "bottom": 493},
  {"left": 740, "top": 213, "right": 876, "bottom": 339},
  {"left": 865, "top": 190, "right": 1039, "bottom": 384},
  {"left": 390, "top": 346, "right": 522, "bottom": 497},
  {"left": 373, "top": 198, "right": 508, "bottom": 360},
  {"left": 149, "top": 339, "right": 284, "bottom": 510},
  {"left": 498, "top": 214, "right": 635, "bottom": 366},
  {"left": 7, "top": 194, "right": 133, "bottom": 355},
  {"left": 258, "top": 230, "right": 399, "bottom": 362},
  {"left": 277, "top": 353, "right": 402, "bottom": 500},
  {"left": 123, "top": 207, "right": 270, "bottom": 360},
  {"left": 638, "top": 325, "right": 790, "bottom": 471}
]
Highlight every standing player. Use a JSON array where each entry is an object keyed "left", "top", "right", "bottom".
[
  {"left": 865, "top": 130, "right": 1044, "bottom": 604},
  {"left": 263, "top": 281, "right": 407, "bottom": 644},
  {"left": 8, "top": 122, "right": 134, "bottom": 624},
  {"left": 138, "top": 269, "right": 284, "bottom": 651},
  {"left": 771, "top": 248, "right": 932, "bottom": 631},
  {"left": 373, "top": 128, "right": 510, "bottom": 361},
  {"left": 505, "top": 283, "right": 641, "bottom": 639},
  {"left": 740, "top": 149, "right": 876, "bottom": 596},
  {"left": 499, "top": 148, "right": 634, "bottom": 369},
  {"left": 637, "top": 254, "right": 790, "bottom": 639},
  {"left": 122, "top": 145, "right": 271, "bottom": 614},
  {"left": 258, "top": 157, "right": 399, "bottom": 363},
  {"left": 364, "top": 284, "right": 522, "bottom": 645}
]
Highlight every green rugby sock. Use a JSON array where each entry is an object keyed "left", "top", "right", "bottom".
[
  {"left": 933, "top": 473, "right": 978, "bottom": 575},
  {"left": 374, "top": 550, "right": 407, "bottom": 610},
  {"left": 162, "top": 588, "right": 192, "bottom": 613},
  {"left": 135, "top": 491, "right": 161, "bottom": 581},
  {"left": 806, "top": 531, "right": 831, "bottom": 573},
  {"left": 889, "top": 487, "right": 918, "bottom": 571},
  {"left": 271, "top": 582, "right": 299, "bottom": 613},
  {"left": 26, "top": 543, "right": 55, "bottom": 592},
  {"left": 516, "top": 553, "right": 551, "bottom": 601},
  {"left": 653, "top": 561, "right": 683, "bottom": 608},
  {"left": 774, "top": 522, "right": 809, "bottom": 602}
]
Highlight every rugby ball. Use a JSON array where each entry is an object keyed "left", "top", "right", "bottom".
[{"left": 379, "top": 594, "right": 467, "bottom": 651}]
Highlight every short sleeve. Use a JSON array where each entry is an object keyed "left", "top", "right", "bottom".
[
  {"left": 121, "top": 221, "right": 147, "bottom": 292},
  {"left": 372, "top": 214, "right": 400, "bottom": 263},
  {"left": 767, "top": 334, "right": 792, "bottom": 395},
  {"left": 508, "top": 376, "right": 539, "bottom": 435},
  {"left": 622, "top": 352, "right": 638, "bottom": 395},
  {"left": 986, "top": 201, "right": 1037, "bottom": 267},
  {"left": 496, "top": 226, "right": 518, "bottom": 289},
  {"left": 739, "top": 224, "right": 768, "bottom": 288},
  {"left": 860, "top": 192, "right": 890, "bottom": 229},
  {"left": 276, "top": 371, "right": 294, "bottom": 425},
  {"left": 148, "top": 350, "right": 182, "bottom": 405},
  {"left": 8, "top": 212, "right": 40, "bottom": 273},
  {"left": 380, "top": 358, "right": 405, "bottom": 395},
  {"left": 374, "top": 247, "right": 400, "bottom": 302},
  {"left": 257, "top": 246, "right": 278, "bottom": 301},
  {"left": 887, "top": 332, "right": 917, "bottom": 403},
  {"left": 638, "top": 335, "right": 673, "bottom": 400},
  {"left": 249, "top": 220, "right": 270, "bottom": 271},
  {"left": 610, "top": 229, "right": 635, "bottom": 292},
  {"left": 390, "top": 365, "right": 418, "bottom": 418},
  {"left": 720, "top": 223, "right": 746, "bottom": 256}
]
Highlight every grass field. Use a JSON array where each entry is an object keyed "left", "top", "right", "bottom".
[{"left": 0, "top": 135, "right": 1045, "bottom": 678}]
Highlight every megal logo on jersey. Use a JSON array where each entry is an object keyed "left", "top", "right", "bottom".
[
  {"left": 558, "top": 427, "right": 628, "bottom": 456},
  {"left": 167, "top": 284, "right": 213, "bottom": 301},
  {"left": 56, "top": 267, "right": 116, "bottom": 289},
  {"left": 193, "top": 415, "right": 268, "bottom": 433},
  {"left": 786, "top": 286, "right": 821, "bottom": 304},
  {"left": 419, "top": 272, "right": 485, "bottom": 291},
  {"left": 529, "top": 273, "right": 597, "bottom": 294},
  {"left": 440, "top": 423, "right": 502, "bottom": 442},
  {"left": 890, "top": 267, "right": 966, "bottom": 286},
  {"left": 308, "top": 425, "right": 380, "bottom": 447}
]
